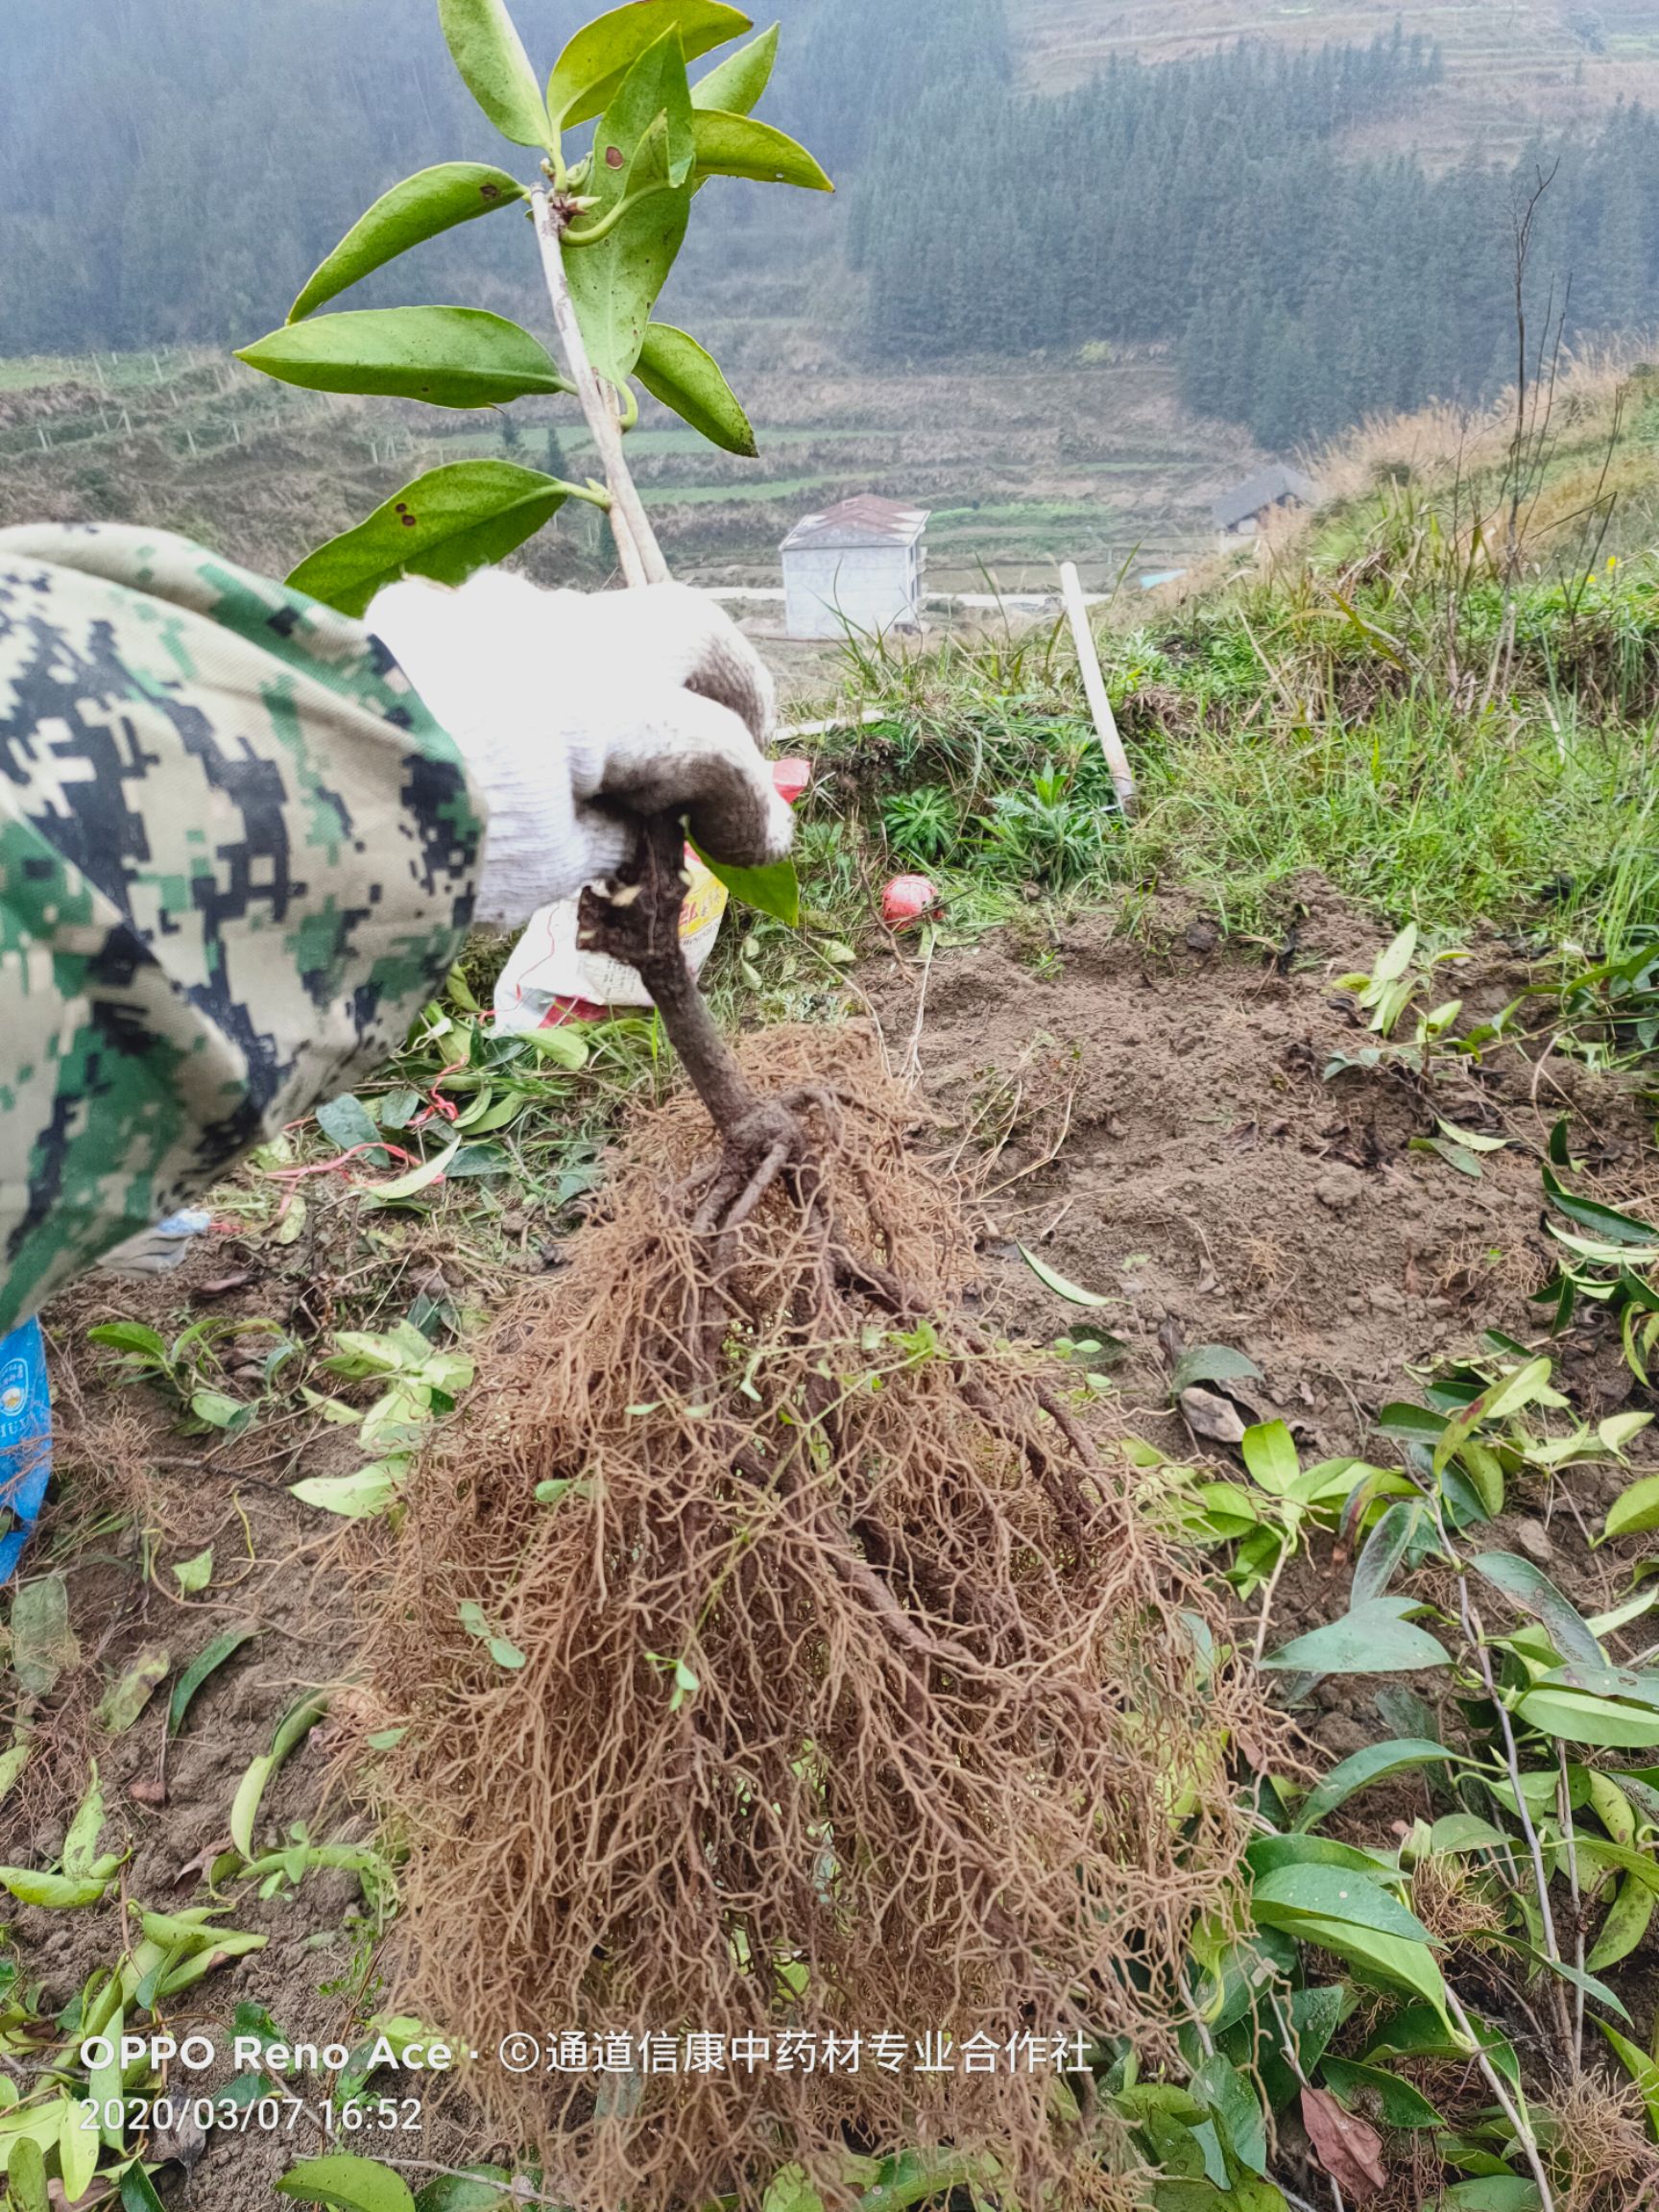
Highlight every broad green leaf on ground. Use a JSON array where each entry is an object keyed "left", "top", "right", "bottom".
[
  {"left": 1293, "top": 1738, "right": 1456, "bottom": 1831},
  {"left": 1350, "top": 1501, "right": 1420, "bottom": 1608},
  {"left": 437, "top": 0, "right": 553, "bottom": 148},
  {"left": 1252, "top": 1863, "right": 1435, "bottom": 1945},
  {"left": 413, "top": 2170, "right": 517, "bottom": 2212},
  {"left": 1599, "top": 2019, "right": 1659, "bottom": 2135},
  {"left": 289, "top": 464, "right": 574, "bottom": 619},
  {"left": 637, "top": 324, "right": 756, "bottom": 453},
  {"left": 315, "top": 1093, "right": 386, "bottom": 1159},
  {"left": 12, "top": 1575, "right": 79, "bottom": 1696},
  {"left": 10, "top": 2138, "right": 48, "bottom": 2212},
  {"left": 96, "top": 1647, "right": 171, "bottom": 1734},
  {"left": 1604, "top": 1473, "right": 1659, "bottom": 1542},
  {"left": 691, "top": 23, "right": 778, "bottom": 113},
  {"left": 62, "top": 1764, "right": 105, "bottom": 1876},
  {"left": 548, "top": 0, "right": 751, "bottom": 128},
  {"left": 1542, "top": 1166, "right": 1659, "bottom": 1248},
  {"left": 690, "top": 109, "right": 832, "bottom": 189},
  {"left": 0, "top": 1867, "right": 114, "bottom": 1908},
  {"left": 1431, "top": 1358, "right": 1554, "bottom": 1473},
  {"left": 1318, "top": 2056, "right": 1443, "bottom": 2128},
  {"left": 1190, "top": 2053, "right": 1267, "bottom": 2175},
  {"left": 1261, "top": 1598, "right": 1452, "bottom": 1675},
  {"left": 1515, "top": 1681, "right": 1659, "bottom": 1749},
  {"left": 564, "top": 36, "right": 697, "bottom": 383},
  {"left": 362, "top": 1137, "right": 464, "bottom": 1206},
  {"left": 173, "top": 1546, "right": 214, "bottom": 1594},
  {"left": 276, "top": 2154, "right": 417, "bottom": 2212},
  {"left": 289, "top": 165, "right": 525, "bottom": 322},
  {"left": 230, "top": 1694, "right": 330, "bottom": 1858},
  {"left": 238, "top": 307, "right": 571, "bottom": 409},
  {"left": 1241, "top": 1420, "right": 1300, "bottom": 1496},
  {"left": 1169, "top": 1344, "right": 1263, "bottom": 1395},
  {"left": 1469, "top": 1551, "right": 1605, "bottom": 1670},
  {"left": 689, "top": 844, "right": 799, "bottom": 926},
  {"left": 170, "top": 1625, "right": 258, "bottom": 1737},
  {"left": 1434, "top": 2179, "right": 1541, "bottom": 2211},
  {"left": 290, "top": 1464, "right": 406, "bottom": 1520},
  {"left": 1016, "top": 1245, "right": 1112, "bottom": 1308}
]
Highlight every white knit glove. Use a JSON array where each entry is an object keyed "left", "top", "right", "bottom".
[{"left": 366, "top": 570, "right": 793, "bottom": 926}]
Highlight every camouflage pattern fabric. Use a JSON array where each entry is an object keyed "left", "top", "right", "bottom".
[{"left": 0, "top": 523, "right": 485, "bottom": 1334}]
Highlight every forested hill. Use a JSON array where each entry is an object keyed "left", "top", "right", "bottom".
[
  {"left": 0, "top": 0, "right": 990, "bottom": 357},
  {"left": 7, "top": 1, "right": 1659, "bottom": 453},
  {"left": 850, "top": 28, "right": 1659, "bottom": 446}
]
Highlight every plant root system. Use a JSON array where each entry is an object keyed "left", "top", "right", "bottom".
[{"left": 367, "top": 837, "right": 1282, "bottom": 2212}]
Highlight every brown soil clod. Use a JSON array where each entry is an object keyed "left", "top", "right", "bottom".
[{"left": 368, "top": 818, "right": 1284, "bottom": 2212}]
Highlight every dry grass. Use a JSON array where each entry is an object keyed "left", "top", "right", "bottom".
[{"left": 364, "top": 1025, "right": 1284, "bottom": 2212}]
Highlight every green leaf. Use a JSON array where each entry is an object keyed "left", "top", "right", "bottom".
[
  {"left": 1543, "top": 1166, "right": 1659, "bottom": 1249},
  {"left": 1350, "top": 1501, "right": 1420, "bottom": 1608},
  {"left": 1286, "top": 1915, "right": 1453, "bottom": 2023},
  {"left": 289, "top": 164, "right": 526, "bottom": 322},
  {"left": 9, "top": 2137, "right": 49, "bottom": 2212},
  {"left": 548, "top": 0, "right": 752, "bottom": 129},
  {"left": 1431, "top": 1357, "right": 1554, "bottom": 1473},
  {"left": 1190, "top": 2053, "right": 1267, "bottom": 2175},
  {"left": 1435, "top": 2180, "right": 1540, "bottom": 2211},
  {"left": 1261, "top": 1598, "right": 1453, "bottom": 1675},
  {"left": 169, "top": 1625, "right": 258, "bottom": 1738},
  {"left": 1515, "top": 1682, "right": 1659, "bottom": 1749},
  {"left": 1470, "top": 1551, "right": 1605, "bottom": 1671},
  {"left": 1605, "top": 1473, "right": 1659, "bottom": 1543},
  {"left": 565, "top": 37, "right": 696, "bottom": 383},
  {"left": 290, "top": 463, "right": 572, "bottom": 620},
  {"left": 690, "top": 108, "right": 832, "bottom": 190},
  {"left": 86, "top": 1321, "right": 168, "bottom": 1359},
  {"left": 315, "top": 1094, "right": 386, "bottom": 1158},
  {"left": 1252, "top": 1863, "right": 1435, "bottom": 1946},
  {"left": 437, "top": 0, "right": 553, "bottom": 148},
  {"left": 1169, "top": 1344, "right": 1263, "bottom": 1395},
  {"left": 1318, "top": 2055, "right": 1442, "bottom": 2128},
  {"left": 289, "top": 1465, "right": 404, "bottom": 1520},
  {"left": 636, "top": 324, "right": 756, "bottom": 454},
  {"left": 1587, "top": 1875, "right": 1655, "bottom": 1971},
  {"left": 231, "top": 1695, "right": 329, "bottom": 1856},
  {"left": 237, "top": 307, "right": 571, "bottom": 410},
  {"left": 276, "top": 2153, "right": 418, "bottom": 2212},
  {"left": 1241, "top": 1420, "right": 1300, "bottom": 1498},
  {"left": 1293, "top": 1739, "right": 1455, "bottom": 1832},
  {"left": 413, "top": 2169, "right": 516, "bottom": 2212},
  {"left": 688, "top": 843, "right": 800, "bottom": 926},
  {"left": 691, "top": 22, "right": 778, "bottom": 113},
  {"left": 61, "top": 1761, "right": 106, "bottom": 1877},
  {"left": 12, "top": 1575, "right": 79, "bottom": 1696},
  {"left": 1599, "top": 2018, "right": 1659, "bottom": 2135},
  {"left": 362, "top": 1136, "right": 463, "bottom": 1206},
  {"left": 1412, "top": 1135, "right": 1484, "bottom": 1177},
  {"left": 96, "top": 1646, "right": 171, "bottom": 1735},
  {"left": 0, "top": 1867, "right": 112, "bottom": 1908},
  {"left": 1017, "top": 1246, "right": 1112, "bottom": 1308},
  {"left": 173, "top": 1546, "right": 214, "bottom": 1595}
]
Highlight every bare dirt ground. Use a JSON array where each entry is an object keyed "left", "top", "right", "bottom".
[{"left": 5, "top": 877, "right": 1656, "bottom": 2204}]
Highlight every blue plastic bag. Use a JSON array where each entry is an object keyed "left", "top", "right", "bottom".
[{"left": 0, "top": 1317, "right": 52, "bottom": 1582}]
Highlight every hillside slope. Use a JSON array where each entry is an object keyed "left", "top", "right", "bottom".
[{"left": 1015, "top": 0, "right": 1659, "bottom": 154}]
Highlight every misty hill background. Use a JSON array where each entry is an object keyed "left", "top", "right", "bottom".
[{"left": 8, "top": 0, "right": 1659, "bottom": 449}]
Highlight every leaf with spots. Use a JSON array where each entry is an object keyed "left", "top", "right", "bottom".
[
  {"left": 289, "top": 464, "right": 579, "bottom": 619},
  {"left": 289, "top": 165, "right": 527, "bottom": 323}
]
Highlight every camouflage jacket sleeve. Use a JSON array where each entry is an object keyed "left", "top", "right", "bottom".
[{"left": 0, "top": 522, "right": 486, "bottom": 1333}]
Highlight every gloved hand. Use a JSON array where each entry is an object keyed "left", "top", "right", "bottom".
[
  {"left": 96, "top": 1211, "right": 214, "bottom": 1279},
  {"left": 366, "top": 570, "right": 794, "bottom": 926}
]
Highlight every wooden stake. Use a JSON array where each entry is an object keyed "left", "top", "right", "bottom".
[{"left": 1059, "top": 560, "right": 1135, "bottom": 816}]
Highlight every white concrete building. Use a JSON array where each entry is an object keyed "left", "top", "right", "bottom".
[{"left": 781, "top": 494, "right": 929, "bottom": 640}]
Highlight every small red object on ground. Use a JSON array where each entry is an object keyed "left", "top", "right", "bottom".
[
  {"left": 771, "top": 757, "right": 813, "bottom": 805},
  {"left": 882, "top": 875, "right": 940, "bottom": 927}
]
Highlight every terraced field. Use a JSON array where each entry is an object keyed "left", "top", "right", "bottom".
[
  {"left": 1015, "top": 0, "right": 1659, "bottom": 157},
  {"left": 0, "top": 348, "right": 1255, "bottom": 603}
]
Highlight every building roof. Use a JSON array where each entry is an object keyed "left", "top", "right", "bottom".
[
  {"left": 1210, "top": 464, "right": 1320, "bottom": 530},
  {"left": 781, "top": 494, "right": 929, "bottom": 553}
]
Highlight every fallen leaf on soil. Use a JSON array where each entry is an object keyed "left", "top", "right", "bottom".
[
  {"left": 1301, "top": 2084, "right": 1387, "bottom": 2202},
  {"left": 1179, "top": 1384, "right": 1248, "bottom": 1444},
  {"left": 174, "top": 1834, "right": 234, "bottom": 1886}
]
